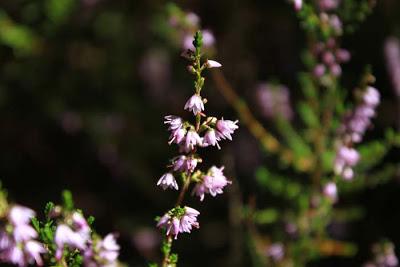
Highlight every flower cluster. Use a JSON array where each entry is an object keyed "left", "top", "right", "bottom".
[
  {"left": 334, "top": 86, "right": 380, "bottom": 180},
  {"left": 256, "top": 83, "right": 293, "bottom": 121},
  {"left": 157, "top": 206, "right": 200, "bottom": 240},
  {"left": 0, "top": 189, "right": 122, "bottom": 267},
  {"left": 156, "top": 31, "right": 238, "bottom": 265},
  {"left": 0, "top": 206, "right": 45, "bottom": 267},
  {"left": 53, "top": 210, "right": 120, "bottom": 266},
  {"left": 313, "top": 39, "right": 350, "bottom": 78}
]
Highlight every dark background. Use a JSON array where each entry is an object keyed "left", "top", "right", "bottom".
[{"left": 0, "top": 0, "right": 400, "bottom": 266}]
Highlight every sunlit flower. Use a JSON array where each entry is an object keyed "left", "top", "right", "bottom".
[
  {"left": 192, "top": 166, "right": 231, "bottom": 201},
  {"left": 157, "top": 173, "right": 179, "bottom": 190},
  {"left": 184, "top": 94, "right": 204, "bottom": 115}
]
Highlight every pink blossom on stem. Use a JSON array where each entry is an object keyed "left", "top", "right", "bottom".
[
  {"left": 216, "top": 119, "right": 239, "bottom": 141},
  {"left": 157, "top": 173, "right": 179, "bottom": 190},
  {"left": 192, "top": 166, "right": 231, "bottom": 201},
  {"left": 184, "top": 94, "right": 204, "bottom": 115}
]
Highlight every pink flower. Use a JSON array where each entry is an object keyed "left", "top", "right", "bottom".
[
  {"left": 363, "top": 86, "right": 380, "bottom": 107},
  {"left": 55, "top": 224, "right": 87, "bottom": 259},
  {"left": 182, "top": 129, "right": 202, "bottom": 152},
  {"left": 25, "top": 241, "right": 45, "bottom": 266},
  {"left": 157, "top": 173, "right": 179, "bottom": 190},
  {"left": 323, "top": 182, "right": 337, "bottom": 202},
  {"left": 192, "top": 166, "right": 231, "bottom": 201},
  {"left": 168, "top": 127, "right": 186, "bottom": 145},
  {"left": 85, "top": 234, "right": 120, "bottom": 266},
  {"left": 203, "top": 129, "right": 220, "bottom": 149},
  {"left": 184, "top": 94, "right": 204, "bottom": 115},
  {"left": 216, "top": 119, "right": 239, "bottom": 141},
  {"left": 293, "top": 0, "right": 302, "bottom": 11},
  {"left": 164, "top": 115, "right": 183, "bottom": 131},
  {"left": 206, "top": 60, "right": 222, "bottom": 68},
  {"left": 157, "top": 207, "right": 200, "bottom": 239},
  {"left": 13, "top": 224, "right": 37, "bottom": 243},
  {"left": 8, "top": 206, "right": 35, "bottom": 226}
]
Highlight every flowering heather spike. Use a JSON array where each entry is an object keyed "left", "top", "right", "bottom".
[
  {"left": 157, "top": 173, "right": 179, "bottom": 190},
  {"left": 184, "top": 94, "right": 204, "bottom": 115},
  {"left": 157, "top": 31, "right": 237, "bottom": 264}
]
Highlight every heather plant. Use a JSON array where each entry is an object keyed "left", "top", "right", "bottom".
[
  {"left": 0, "top": 186, "right": 122, "bottom": 267},
  {"left": 153, "top": 31, "right": 238, "bottom": 267}
]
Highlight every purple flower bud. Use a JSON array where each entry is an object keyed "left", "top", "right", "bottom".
[
  {"left": 342, "top": 167, "right": 354, "bottom": 180},
  {"left": 185, "top": 12, "right": 200, "bottom": 27},
  {"left": 337, "top": 146, "right": 360, "bottom": 166},
  {"left": 323, "top": 182, "right": 337, "bottom": 202},
  {"left": 336, "top": 49, "right": 351, "bottom": 63},
  {"left": 184, "top": 94, "right": 204, "bottom": 115},
  {"left": 267, "top": 243, "right": 285, "bottom": 261},
  {"left": 323, "top": 51, "right": 336, "bottom": 65},
  {"left": 330, "top": 64, "right": 342, "bottom": 77},
  {"left": 319, "top": 0, "right": 340, "bottom": 11},
  {"left": 206, "top": 60, "right": 222, "bottom": 68},
  {"left": 313, "top": 64, "right": 326, "bottom": 77},
  {"left": 293, "top": 0, "right": 302, "bottom": 11},
  {"left": 216, "top": 119, "right": 239, "bottom": 141},
  {"left": 157, "top": 173, "right": 178, "bottom": 190},
  {"left": 363, "top": 86, "right": 380, "bottom": 107}
]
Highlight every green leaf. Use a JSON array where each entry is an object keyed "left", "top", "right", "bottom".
[
  {"left": 298, "top": 101, "right": 319, "bottom": 128},
  {"left": 62, "top": 190, "right": 74, "bottom": 211}
]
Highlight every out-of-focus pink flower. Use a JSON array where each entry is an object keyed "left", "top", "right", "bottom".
[
  {"left": 323, "top": 182, "right": 338, "bottom": 202},
  {"left": 9, "top": 206, "right": 35, "bottom": 226}
]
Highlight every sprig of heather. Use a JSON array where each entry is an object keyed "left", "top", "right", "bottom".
[
  {"left": 334, "top": 75, "right": 380, "bottom": 181},
  {"left": 0, "top": 187, "right": 122, "bottom": 267},
  {"left": 155, "top": 31, "right": 238, "bottom": 267}
]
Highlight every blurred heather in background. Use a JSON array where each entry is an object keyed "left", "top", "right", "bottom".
[{"left": 0, "top": 0, "right": 400, "bottom": 266}]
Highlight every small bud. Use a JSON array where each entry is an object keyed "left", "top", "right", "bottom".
[{"left": 206, "top": 60, "right": 222, "bottom": 68}]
